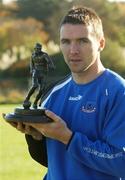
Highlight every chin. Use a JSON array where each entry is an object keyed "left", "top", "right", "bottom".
[
  {"left": 71, "top": 69, "right": 83, "bottom": 74},
  {"left": 71, "top": 67, "right": 90, "bottom": 74}
]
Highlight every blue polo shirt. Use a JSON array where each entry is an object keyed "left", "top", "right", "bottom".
[{"left": 42, "top": 69, "right": 125, "bottom": 180}]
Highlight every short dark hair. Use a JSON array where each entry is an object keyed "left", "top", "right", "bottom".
[{"left": 60, "top": 6, "right": 104, "bottom": 39}]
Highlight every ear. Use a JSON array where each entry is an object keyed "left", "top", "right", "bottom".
[{"left": 98, "top": 37, "right": 105, "bottom": 52}]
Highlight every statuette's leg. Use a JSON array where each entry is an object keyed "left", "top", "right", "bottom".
[
  {"left": 33, "top": 87, "right": 45, "bottom": 109},
  {"left": 23, "top": 86, "right": 37, "bottom": 109}
]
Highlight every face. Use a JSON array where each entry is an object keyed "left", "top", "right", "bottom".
[
  {"left": 35, "top": 47, "right": 41, "bottom": 52},
  {"left": 60, "top": 24, "right": 104, "bottom": 75}
]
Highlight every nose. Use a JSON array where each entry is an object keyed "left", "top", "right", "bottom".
[{"left": 69, "top": 42, "right": 79, "bottom": 54}]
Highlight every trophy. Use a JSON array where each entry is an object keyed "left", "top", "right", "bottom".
[{"left": 3, "top": 43, "right": 55, "bottom": 123}]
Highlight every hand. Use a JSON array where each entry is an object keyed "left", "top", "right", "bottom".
[
  {"left": 24, "top": 110, "right": 73, "bottom": 145},
  {"left": 7, "top": 121, "right": 43, "bottom": 140}
]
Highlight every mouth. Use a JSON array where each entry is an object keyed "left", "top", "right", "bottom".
[{"left": 69, "top": 59, "right": 82, "bottom": 64}]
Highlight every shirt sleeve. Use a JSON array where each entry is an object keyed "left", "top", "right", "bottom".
[{"left": 67, "top": 89, "right": 125, "bottom": 178}]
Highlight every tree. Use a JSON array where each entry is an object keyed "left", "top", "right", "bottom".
[
  {"left": 1, "top": 0, "right": 125, "bottom": 76},
  {"left": 0, "top": 18, "right": 49, "bottom": 60},
  {"left": 16, "top": 0, "right": 59, "bottom": 22},
  {"left": 15, "top": 0, "right": 71, "bottom": 42},
  {"left": 102, "top": 38, "right": 125, "bottom": 76}
]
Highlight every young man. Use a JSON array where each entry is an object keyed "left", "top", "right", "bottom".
[{"left": 10, "top": 6, "right": 125, "bottom": 180}]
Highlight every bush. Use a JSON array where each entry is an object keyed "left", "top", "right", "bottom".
[
  {"left": 102, "top": 38, "right": 125, "bottom": 77},
  {"left": 0, "top": 89, "right": 25, "bottom": 104}
]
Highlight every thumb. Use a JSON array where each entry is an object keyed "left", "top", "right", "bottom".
[{"left": 45, "top": 110, "right": 60, "bottom": 122}]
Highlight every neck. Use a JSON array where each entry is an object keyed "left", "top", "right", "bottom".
[{"left": 72, "top": 60, "right": 105, "bottom": 84}]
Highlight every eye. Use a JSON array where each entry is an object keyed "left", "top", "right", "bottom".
[
  {"left": 79, "top": 38, "right": 89, "bottom": 44},
  {"left": 61, "top": 39, "right": 70, "bottom": 45}
]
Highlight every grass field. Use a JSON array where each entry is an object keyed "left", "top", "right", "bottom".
[{"left": 0, "top": 104, "right": 47, "bottom": 180}]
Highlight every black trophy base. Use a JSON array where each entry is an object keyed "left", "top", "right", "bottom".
[{"left": 3, "top": 107, "right": 52, "bottom": 123}]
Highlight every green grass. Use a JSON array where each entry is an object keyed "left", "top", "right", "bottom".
[{"left": 0, "top": 104, "right": 47, "bottom": 180}]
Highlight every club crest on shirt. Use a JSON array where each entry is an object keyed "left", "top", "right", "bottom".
[{"left": 81, "top": 101, "right": 96, "bottom": 113}]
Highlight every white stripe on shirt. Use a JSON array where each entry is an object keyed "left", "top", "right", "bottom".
[{"left": 41, "top": 76, "right": 72, "bottom": 108}]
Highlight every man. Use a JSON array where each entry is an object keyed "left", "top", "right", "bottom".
[
  {"left": 23, "top": 42, "right": 55, "bottom": 109},
  {"left": 9, "top": 6, "right": 125, "bottom": 180}
]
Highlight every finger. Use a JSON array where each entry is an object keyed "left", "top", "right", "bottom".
[
  {"left": 28, "top": 124, "right": 46, "bottom": 137},
  {"left": 45, "top": 110, "right": 60, "bottom": 122},
  {"left": 24, "top": 122, "right": 47, "bottom": 135},
  {"left": 25, "top": 125, "right": 32, "bottom": 134},
  {"left": 7, "top": 122, "right": 18, "bottom": 128},
  {"left": 17, "top": 122, "right": 25, "bottom": 132},
  {"left": 24, "top": 122, "right": 41, "bottom": 129},
  {"left": 25, "top": 125, "right": 40, "bottom": 134}
]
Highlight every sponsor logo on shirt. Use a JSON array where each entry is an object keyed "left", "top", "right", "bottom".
[
  {"left": 82, "top": 101, "right": 96, "bottom": 113},
  {"left": 69, "top": 95, "right": 82, "bottom": 101}
]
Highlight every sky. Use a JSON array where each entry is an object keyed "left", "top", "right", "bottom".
[
  {"left": 108, "top": 0, "right": 125, "bottom": 2},
  {"left": 3, "top": 0, "right": 16, "bottom": 4},
  {"left": 2, "top": 0, "right": 125, "bottom": 3}
]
